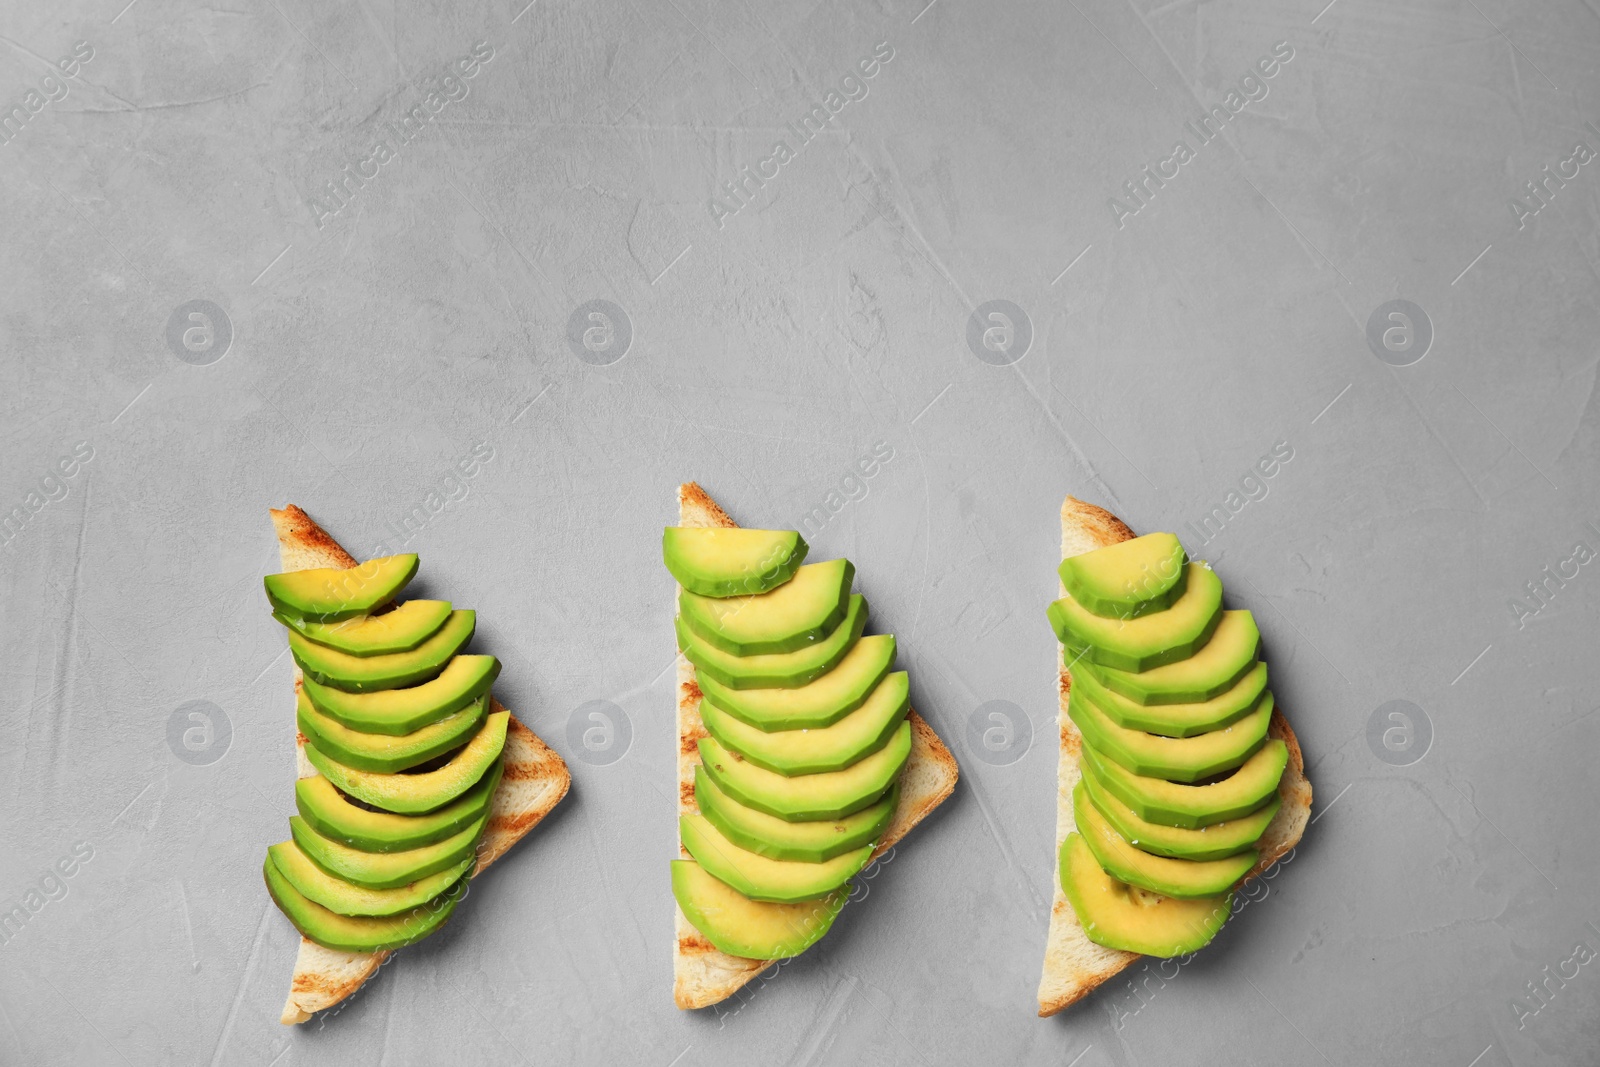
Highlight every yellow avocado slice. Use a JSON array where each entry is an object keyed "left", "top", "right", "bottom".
[
  {"left": 663, "top": 527, "right": 807, "bottom": 597},
  {"left": 294, "top": 762, "right": 501, "bottom": 853},
  {"left": 268, "top": 839, "right": 473, "bottom": 917},
  {"left": 695, "top": 766, "right": 897, "bottom": 863},
  {"left": 264, "top": 554, "right": 418, "bottom": 622},
  {"left": 671, "top": 859, "right": 846, "bottom": 959},
  {"left": 1076, "top": 610, "right": 1260, "bottom": 706},
  {"left": 680, "top": 814, "right": 873, "bottom": 902},
  {"left": 699, "top": 671, "right": 910, "bottom": 775},
  {"left": 1072, "top": 656, "right": 1268, "bottom": 737},
  {"left": 1082, "top": 739, "right": 1287, "bottom": 830},
  {"left": 1057, "top": 532, "right": 1189, "bottom": 618},
  {"left": 1059, "top": 834, "right": 1229, "bottom": 958},
  {"left": 288, "top": 609, "right": 476, "bottom": 693},
  {"left": 296, "top": 688, "right": 490, "bottom": 774},
  {"left": 697, "top": 721, "right": 910, "bottom": 822},
  {"left": 302, "top": 654, "right": 499, "bottom": 736},
  {"left": 1080, "top": 758, "right": 1278, "bottom": 861},
  {"left": 1050, "top": 563, "right": 1223, "bottom": 672},
  {"left": 264, "top": 855, "right": 466, "bottom": 953},
  {"left": 290, "top": 812, "right": 487, "bottom": 890},
  {"left": 1073, "top": 782, "right": 1256, "bottom": 898},
  {"left": 680, "top": 559, "right": 854, "bottom": 655},
  {"left": 303, "top": 710, "right": 508, "bottom": 814},
  {"left": 275, "top": 599, "right": 453, "bottom": 656},
  {"left": 677, "top": 595, "right": 867, "bottom": 690},
  {"left": 696, "top": 634, "right": 896, "bottom": 731},
  {"left": 1068, "top": 687, "right": 1272, "bottom": 782}
]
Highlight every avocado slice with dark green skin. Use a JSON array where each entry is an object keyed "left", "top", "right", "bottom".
[
  {"left": 264, "top": 854, "right": 468, "bottom": 953},
  {"left": 1057, "top": 532, "right": 1189, "bottom": 619},
  {"left": 1068, "top": 687, "right": 1272, "bottom": 783},
  {"left": 1073, "top": 656, "right": 1268, "bottom": 737},
  {"left": 700, "top": 671, "right": 909, "bottom": 775},
  {"left": 304, "top": 711, "right": 508, "bottom": 814},
  {"left": 1075, "top": 610, "right": 1260, "bottom": 706},
  {"left": 1074, "top": 782, "right": 1256, "bottom": 898},
  {"left": 1081, "top": 758, "right": 1277, "bottom": 861},
  {"left": 1081, "top": 739, "right": 1287, "bottom": 829},
  {"left": 264, "top": 554, "right": 419, "bottom": 622},
  {"left": 663, "top": 527, "right": 808, "bottom": 597},
  {"left": 680, "top": 559, "right": 854, "bottom": 656},
  {"left": 1059, "top": 833, "right": 1229, "bottom": 957},
  {"left": 1050, "top": 564, "right": 1223, "bottom": 671},
  {"left": 696, "top": 634, "right": 896, "bottom": 730},
  {"left": 275, "top": 599, "right": 453, "bottom": 656},
  {"left": 678, "top": 595, "right": 867, "bottom": 690},
  {"left": 268, "top": 839, "right": 473, "bottom": 916},
  {"left": 303, "top": 655, "right": 499, "bottom": 736},
  {"left": 296, "top": 689, "right": 489, "bottom": 773},
  {"left": 681, "top": 814, "right": 873, "bottom": 903},
  {"left": 697, "top": 721, "right": 910, "bottom": 822},
  {"left": 290, "top": 812, "right": 487, "bottom": 889},
  {"left": 695, "top": 766, "right": 896, "bottom": 862},
  {"left": 289, "top": 610, "right": 476, "bottom": 693},
  {"left": 296, "top": 762, "right": 502, "bottom": 852},
  {"left": 671, "top": 859, "right": 846, "bottom": 959}
]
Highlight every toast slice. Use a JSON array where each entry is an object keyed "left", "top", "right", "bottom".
[
  {"left": 268, "top": 505, "right": 571, "bottom": 1024},
  {"left": 1036, "top": 497, "right": 1312, "bottom": 1016},
  {"left": 672, "top": 483, "right": 959, "bottom": 1009}
]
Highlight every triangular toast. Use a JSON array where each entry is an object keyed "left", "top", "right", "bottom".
[
  {"left": 1037, "top": 497, "right": 1312, "bottom": 1016},
  {"left": 672, "top": 483, "right": 960, "bottom": 1009},
  {"left": 268, "top": 505, "right": 571, "bottom": 1024}
]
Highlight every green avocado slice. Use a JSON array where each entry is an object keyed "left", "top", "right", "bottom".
[
  {"left": 700, "top": 671, "right": 910, "bottom": 775},
  {"left": 1076, "top": 610, "right": 1260, "bottom": 706},
  {"left": 697, "top": 721, "right": 910, "bottom": 822},
  {"left": 681, "top": 815, "right": 873, "bottom": 903},
  {"left": 296, "top": 689, "right": 490, "bottom": 774},
  {"left": 290, "top": 812, "right": 487, "bottom": 889},
  {"left": 1082, "top": 739, "right": 1287, "bottom": 829},
  {"left": 1059, "top": 834, "right": 1229, "bottom": 958},
  {"left": 303, "top": 655, "right": 499, "bottom": 736},
  {"left": 1058, "top": 532, "right": 1189, "bottom": 619},
  {"left": 671, "top": 859, "right": 846, "bottom": 959},
  {"left": 1050, "top": 563, "right": 1223, "bottom": 671},
  {"left": 275, "top": 599, "right": 453, "bottom": 657},
  {"left": 1073, "top": 656, "right": 1267, "bottom": 737},
  {"left": 678, "top": 595, "right": 867, "bottom": 690},
  {"left": 289, "top": 610, "right": 476, "bottom": 693},
  {"left": 680, "top": 559, "right": 854, "bottom": 655},
  {"left": 295, "top": 762, "right": 503, "bottom": 853},
  {"left": 304, "top": 711, "right": 508, "bottom": 814},
  {"left": 265, "top": 554, "right": 419, "bottom": 622},
  {"left": 1069, "top": 687, "right": 1272, "bottom": 783},
  {"left": 1074, "top": 782, "right": 1256, "bottom": 898},
  {"left": 696, "top": 634, "right": 896, "bottom": 731},
  {"left": 268, "top": 839, "right": 473, "bottom": 917},
  {"left": 663, "top": 527, "right": 808, "bottom": 597},
  {"left": 695, "top": 766, "right": 897, "bottom": 862},
  {"left": 264, "top": 854, "right": 467, "bottom": 953},
  {"left": 1081, "top": 758, "right": 1278, "bottom": 861}
]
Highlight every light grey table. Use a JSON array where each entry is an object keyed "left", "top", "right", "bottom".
[{"left": 2, "top": 1, "right": 1597, "bottom": 1063}]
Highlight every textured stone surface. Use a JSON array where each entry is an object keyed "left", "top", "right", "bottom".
[{"left": 2, "top": 0, "right": 1598, "bottom": 1063}]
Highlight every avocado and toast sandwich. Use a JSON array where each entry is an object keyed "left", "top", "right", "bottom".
[
  {"left": 1037, "top": 497, "right": 1312, "bottom": 1016},
  {"left": 261, "top": 506, "right": 570, "bottom": 1024},
  {"left": 667, "top": 483, "right": 959, "bottom": 1009}
]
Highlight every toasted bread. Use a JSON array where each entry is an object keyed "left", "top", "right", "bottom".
[
  {"left": 267, "top": 505, "right": 571, "bottom": 1025},
  {"left": 1037, "top": 497, "right": 1312, "bottom": 1016},
  {"left": 672, "top": 483, "right": 959, "bottom": 1009}
]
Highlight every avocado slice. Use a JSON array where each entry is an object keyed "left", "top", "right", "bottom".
[
  {"left": 296, "top": 689, "right": 490, "bottom": 774},
  {"left": 289, "top": 610, "right": 476, "bottom": 693},
  {"left": 695, "top": 766, "right": 897, "bottom": 862},
  {"left": 268, "top": 839, "right": 474, "bottom": 917},
  {"left": 700, "top": 671, "right": 910, "bottom": 775},
  {"left": 303, "top": 655, "right": 499, "bottom": 736},
  {"left": 264, "top": 854, "right": 467, "bottom": 953},
  {"left": 304, "top": 711, "right": 508, "bottom": 814},
  {"left": 296, "top": 762, "right": 503, "bottom": 853},
  {"left": 678, "top": 595, "right": 867, "bottom": 690},
  {"left": 1081, "top": 739, "right": 1287, "bottom": 829},
  {"left": 1059, "top": 834, "right": 1229, "bottom": 957},
  {"left": 671, "top": 859, "right": 846, "bottom": 959},
  {"left": 680, "top": 559, "right": 854, "bottom": 655},
  {"left": 681, "top": 815, "right": 873, "bottom": 903},
  {"left": 275, "top": 599, "right": 453, "bottom": 657},
  {"left": 264, "top": 554, "right": 419, "bottom": 622},
  {"left": 663, "top": 527, "right": 808, "bottom": 597},
  {"left": 1081, "top": 758, "right": 1278, "bottom": 861},
  {"left": 291, "top": 811, "right": 487, "bottom": 889},
  {"left": 1076, "top": 610, "right": 1260, "bottom": 705},
  {"left": 1074, "top": 782, "right": 1255, "bottom": 898},
  {"left": 696, "top": 634, "right": 896, "bottom": 731},
  {"left": 1058, "top": 532, "right": 1189, "bottom": 619},
  {"left": 1050, "top": 563, "right": 1223, "bottom": 671},
  {"left": 697, "top": 721, "right": 910, "bottom": 822},
  {"left": 1073, "top": 656, "right": 1268, "bottom": 737},
  {"left": 1069, "top": 687, "right": 1272, "bottom": 783}
]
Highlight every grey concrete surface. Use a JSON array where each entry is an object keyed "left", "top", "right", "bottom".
[{"left": 2, "top": 0, "right": 1598, "bottom": 1064}]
